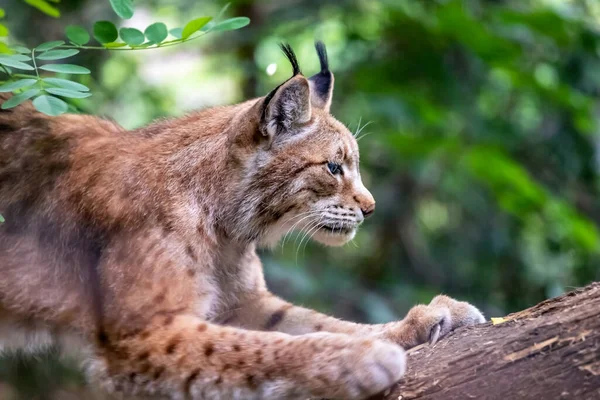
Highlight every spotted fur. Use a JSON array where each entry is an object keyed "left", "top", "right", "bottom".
[{"left": 0, "top": 43, "right": 484, "bottom": 399}]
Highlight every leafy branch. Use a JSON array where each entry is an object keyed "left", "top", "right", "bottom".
[{"left": 0, "top": 2, "right": 249, "bottom": 116}]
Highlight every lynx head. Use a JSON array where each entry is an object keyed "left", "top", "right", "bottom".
[{"left": 233, "top": 42, "right": 374, "bottom": 247}]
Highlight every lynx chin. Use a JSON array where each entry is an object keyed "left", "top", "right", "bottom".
[{"left": 0, "top": 41, "right": 485, "bottom": 399}]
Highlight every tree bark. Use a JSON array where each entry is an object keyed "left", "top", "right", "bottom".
[{"left": 378, "top": 282, "right": 600, "bottom": 400}]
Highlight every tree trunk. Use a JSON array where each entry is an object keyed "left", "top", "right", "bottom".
[{"left": 378, "top": 282, "right": 600, "bottom": 400}]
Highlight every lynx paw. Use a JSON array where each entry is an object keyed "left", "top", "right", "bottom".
[
  {"left": 428, "top": 295, "right": 485, "bottom": 340},
  {"left": 384, "top": 295, "right": 485, "bottom": 348},
  {"left": 305, "top": 335, "right": 406, "bottom": 399},
  {"left": 345, "top": 339, "right": 406, "bottom": 399}
]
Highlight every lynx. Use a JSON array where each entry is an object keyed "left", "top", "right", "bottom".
[{"left": 0, "top": 42, "right": 484, "bottom": 399}]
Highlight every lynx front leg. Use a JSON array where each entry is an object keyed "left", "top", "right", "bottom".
[
  {"left": 222, "top": 291, "right": 484, "bottom": 349},
  {"left": 219, "top": 291, "right": 379, "bottom": 336},
  {"left": 89, "top": 314, "right": 405, "bottom": 400}
]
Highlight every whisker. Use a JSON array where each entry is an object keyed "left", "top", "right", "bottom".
[
  {"left": 281, "top": 215, "right": 316, "bottom": 252},
  {"left": 296, "top": 218, "right": 318, "bottom": 250},
  {"left": 302, "top": 218, "right": 323, "bottom": 257},
  {"left": 295, "top": 217, "right": 323, "bottom": 264},
  {"left": 295, "top": 216, "right": 323, "bottom": 256},
  {"left": 280, "top": 211, "right": 318, "bottom": 232},
  {"left": 355, "top": 120, "right": 373, "bottom": 139},
  {"left": 292, "top": 217, "right": 317, "bottom": 252},
  {"left": 353, "top": 117, "right": 363, "bottom": 138},
  {"left": 301, "top": 217, "right": 325, "bottom": 258},
  {"left": 281, "top": 211, "right": 320, "bottom": 249},
  {"left": 356, "top": 131, "right": 373, "bottom": 142}
]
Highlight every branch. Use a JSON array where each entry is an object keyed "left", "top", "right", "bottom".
[{"left": 376, "top": 282, "right": 600, "bottom": 399}]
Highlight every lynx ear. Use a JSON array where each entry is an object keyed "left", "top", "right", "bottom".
[
  {"left": 262, "top": 76, "right": 312, "bottom": 138},
  {"left": 261, "top": 44, "right": 311, "bottom": 140},
  {"left": 308, "top": 41, "right": 334, "bottom": 112}
]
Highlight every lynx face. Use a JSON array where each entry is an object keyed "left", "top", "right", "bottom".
[
  {"left": 262, "top": 113, "right": 374, "bottom": 247},
  {"left": 243, "top": 44, "right": 375, "bottom": 247}
]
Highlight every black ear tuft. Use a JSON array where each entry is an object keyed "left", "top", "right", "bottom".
[
  {"left": 259, "top": 43, "right": 307, "bottom": 130},
  {"left": 279, "top": 43, "right": 301, "bottom": 77},
  {"left": 315, "top": 40, "right": 329, "bottom": 74},
  {"left": 308, "top": 41, "right": 334, "bottom": 112}
]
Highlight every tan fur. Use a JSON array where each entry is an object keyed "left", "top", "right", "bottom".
[{"left": 0, "top": 46, "right": 484, "bottom": 399}]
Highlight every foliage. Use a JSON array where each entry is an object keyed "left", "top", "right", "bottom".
[
  {"left": 23, "top": 0, "right": 60, "bottom": 18},
  {"left": 0, "top": 1, "right": 249, "bottom": 115},
  {"left": 109, "top": 0, "right": 133, "bottom": 20},
  {"left": 0, "top": 7, "right": 8, "bottom": 54}
]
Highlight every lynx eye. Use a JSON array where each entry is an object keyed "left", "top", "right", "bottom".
[{"left": 327, "top": 161, "right": 343, "bottom": 175}]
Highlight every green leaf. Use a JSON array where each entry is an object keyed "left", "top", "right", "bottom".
[
  {"left": 1, "top": 88, "right": 40, "bottom": 109},
  {"left": 0, "top": 56, "right": 34, "bottom": 70},
  {"left": 93, "top": 21, "right": 118, "bottom": 44},
  {"left": 169, "top": 28, "right": 183, "bottom": 39},
  {"left": 109, "top": 0, "right": 134, "bottom": 19},
  {"left": 103, "top": 42, "right": 127, "bottom": 48},
  {"left": 24, "top": 0, "right": 60, "bottom": 18},
  {"left": 33, "top": 94, "right": 68, "bottom": 116},
  {"left": 0, "top": 214, "right": 4, "bottom": 223},
  {"left": 12, "top": 46, "right": 31, "bottom": 54},
  {"left": 119, "top": 27, "right": 145, "bottom": 46},
  {"left": 65, "top": 25, "right": 90, "bottom": 46},
  {"left": 0, "top": 23, "right": 9, "bottom": 37},
  {"left": 0, "top": 43, "right": 11, "bottom": 54},
  {"left": 45, "top": 87, "right": 91, "bottom": 98},
  {"left": 0, "top": 8, "right": 5, "bottom": 18},
  {"left": 39, "top": 64, "right": 90, "bottom": 74},
  {"left": 6, "top": 54, "right": 31, "bottom": 62},
  {"left": 36, "top": 49, "right": 79, "bottom": 60},
  {"left": 36, "top": 40, "right": 65, "bottom": 52},
  {"left": 0, "top": 78, "right": 38, "bottom": 92},
  {"left": 43, "top": 77, "right": 89, "bottom": 92},
  {"left": 182, "top": 17, "right": 212, "bottom": 40},
  {"left": 145, "top": 22, "right": 168, "bottom": 44},
  {"left": 40, "top": 49, "right": 78, "bottom": 61},
  {"left": 211, "top": 17, "right": 250, "bottom": 32}
]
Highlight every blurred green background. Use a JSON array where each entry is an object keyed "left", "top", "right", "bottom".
[{"left": 1, "top": 0, "right": 600, "bottom": 398}]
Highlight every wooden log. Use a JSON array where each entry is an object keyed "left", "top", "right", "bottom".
[{"left": 378, "top": 282, "right": 600, "bottom": 400}]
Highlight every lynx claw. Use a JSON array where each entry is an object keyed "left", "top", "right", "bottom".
[{"left": 428, "top": 323, "right": 441, "bottom": 345}]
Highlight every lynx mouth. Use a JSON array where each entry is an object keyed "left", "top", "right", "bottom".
[
  {"left": 319, "top": 224, "right": 355, "bottom": 235},
  {"left": 313, "top": 223, "right": 357, "bottom": 246}
]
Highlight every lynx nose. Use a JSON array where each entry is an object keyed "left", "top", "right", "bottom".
[
  {"left": 354, "top": 194, "right": 375, "bottom": 219},
  {"left": 353, "top": 177, "right": 375, "bottom": 219},
  {"left": 361, "top": 203, "right": 375, "bottom": 218}
]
